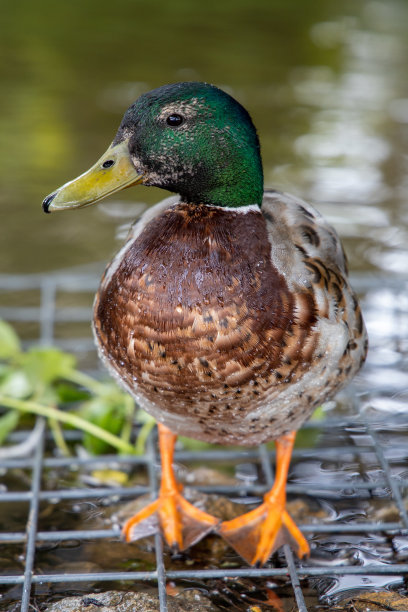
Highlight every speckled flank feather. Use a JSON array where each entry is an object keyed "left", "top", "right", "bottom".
[{"left": 93, "top": 190, "right": 367, "bottom": 446}]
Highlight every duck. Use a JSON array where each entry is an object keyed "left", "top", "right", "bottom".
[{"left": 42, "top": 81, "right": 368, "bottom": 566}]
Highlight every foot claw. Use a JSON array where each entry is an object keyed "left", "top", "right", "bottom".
[{"left": 170, "top": 544, "right": 180, "bottom": 556}]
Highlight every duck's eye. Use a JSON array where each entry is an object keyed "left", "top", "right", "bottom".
[
  {"left": 102, "top": 159, "right": 115, "bottom": 169},
  {"left": 166, "top": 114, "right": 184, "bottom": 127}
]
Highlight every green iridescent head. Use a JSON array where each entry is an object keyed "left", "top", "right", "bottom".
[{"left": 43, "top": 82, "right": 264, "bottom": 212}]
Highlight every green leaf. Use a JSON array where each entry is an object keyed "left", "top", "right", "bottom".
[
  {"left": 179, "top": 436, "right": 214, "bottom": 451},
  {"left": 21, "top": 347, "right": 77, "bottom": 387},
  {"left": 135, "top": 409, "right": 156, "bottom": 424},
  {"left": 79, "top": 396, "right": 126, "bottom": 454},
  {"left": 0, "top": 363, "right": 10, "bottom": 378},
  {"left": 0, "top": 371, "right": 32, "bottom": 398},
  {"left": 55, "top": 382, "right": 90, "bottom": 403},
  {"left": 293, "top": 427, "right": 320, "bottom": 449},
  {"left": 0, "top": 321, "right": 21, "bottom": 360},
  {"left": 0, "top": 410, "right": 20, "bottom": 445},
  {"left": 35, "top": 385, "right": 59, "bottom": 406},
  {"left": 310, "top": 405, "right": 325, "bottom": 421},
  {"left": 290, "top": 405, "right": 325, "bottom": 449}
]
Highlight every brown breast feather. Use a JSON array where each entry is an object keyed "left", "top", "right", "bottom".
[{"left": 93, "top": 203, "right": 319, "bottom": 439}]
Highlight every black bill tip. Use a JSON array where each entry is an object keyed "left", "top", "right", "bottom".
[{"left": 42, "top": 192, "right": 57, "bottom": 213}]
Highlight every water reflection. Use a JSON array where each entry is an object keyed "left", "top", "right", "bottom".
[
  {"left": 0, "top": 0, "right": 407, "bottom": 278},
  {"left": 287, "top": 16, "right": 405, "bottom": 208}
]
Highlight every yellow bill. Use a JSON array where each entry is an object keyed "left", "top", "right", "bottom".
[{"left": 43, "top": 139, "right": 144, "bottom": 212}]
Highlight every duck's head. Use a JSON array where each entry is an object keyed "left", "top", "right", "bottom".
[{"left": 43, "top": 82, "right": 263, "bottom": 213}]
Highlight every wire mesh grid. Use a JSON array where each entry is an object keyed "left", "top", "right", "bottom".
[{"left": 0, "top": 270, "right": 408, "bottom": 611}]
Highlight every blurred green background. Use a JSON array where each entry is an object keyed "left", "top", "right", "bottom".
[{"left": 1, "top": 0, "right": 407, "bottom": 277}]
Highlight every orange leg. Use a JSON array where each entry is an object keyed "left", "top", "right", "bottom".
[
  {"left": 218, "top": 431, "right": 310, "bottom": 566},
  {"left": 122, "top": 424, "right": 219, "bottom": 551}
]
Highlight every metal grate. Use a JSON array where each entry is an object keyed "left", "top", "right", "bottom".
[{"left": 0, "top": 270, "right": 408, "bottom": 611}]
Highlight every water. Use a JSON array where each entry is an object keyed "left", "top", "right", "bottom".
[
  {"left": 1, "top": 0, "right": 407, "bottom": 279},
  {"left": 1, "top": 0, "right": 408, "bottom": 610}
]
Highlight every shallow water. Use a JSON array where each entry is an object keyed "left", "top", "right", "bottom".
[
  {"left": 1, "top": 0, "right": 408, "bottom": 610},
  {"left": 1, "top": 0, "right": 407, "bottom": 279}
]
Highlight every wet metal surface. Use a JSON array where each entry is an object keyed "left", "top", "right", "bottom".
[{"left": 0, "top": 272, "right": 408, "bottom": 611}]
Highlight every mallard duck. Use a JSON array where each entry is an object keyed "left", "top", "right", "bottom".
[{"left": 43, "top": 82, "right": 368, "bottom": 566}]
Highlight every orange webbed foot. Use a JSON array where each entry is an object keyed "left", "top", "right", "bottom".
[
  {"left": 219, "top": 431, "right": 310, "bottom": 566},
  {"left": 122, "top": 491, "right": 219, "bottom": 551},
  {"left": 218, "top": 499, "right": 309, "bottom": 565},
  {"left": 122, "top": 424, "right": 219, "bottom": 551}
]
